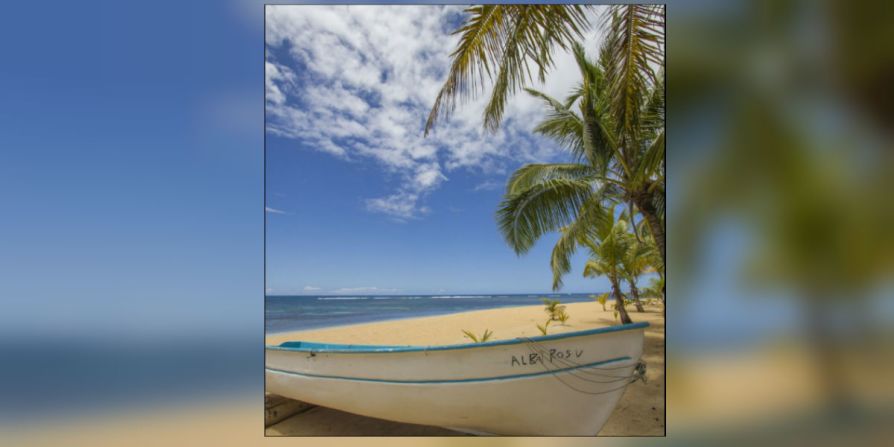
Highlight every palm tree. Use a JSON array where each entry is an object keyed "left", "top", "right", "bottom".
[
  {"left": 620, "top": 236, "right": 656, "bottom": 312},
  {"left": 424, "top": 5, "right": 592, "bottom": 136},
  {"left": 437, "top": 5, "right": 665, "bottom": 317},
  {"left": 495, "top": 37, "right": 664, "bottom": 298},
  {"left": 580, "top": 211, "right": 633, "bottom": 324},
  {"left": 600, "top": 5, "right": 666, "bottom": 269},
  {"left": 428, "top": 6, "right": 666, "bottom": 274},
  {"left": 642, "top": 275, "right": 664, "bottom": 304}
]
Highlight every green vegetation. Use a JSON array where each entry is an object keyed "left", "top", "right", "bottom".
[
  {"left": 580, "top": 208, "right": 634, "bottom": 323},
  {"left": 542, "top": 298, "right": 567, "bottom": 321},
  {"left": 492, "top": 13, "right": 664, "bottom": 323},
  {"left": 557, "top": 309, "right": 570, "bottom": 325},
  {"left": 462, "top": 329, "right": 494, "bottom": 343},
  {"left": 433, "top": 5, "right": 665, "bottom": 324},
  {"left": 425, "top": 5, "right": 592, "bottom": 135},
  {"left": 595, "top": 292, "right": 609, "bottom": 311},
  {"left": 536, "top": 320, "right": 550, "bottom": 335},
  {"left": 619, "top": 222, "right": 659, "bottom": 312},
  {"left": 643, "top": 275, "right": 664, "bottom": 304}
]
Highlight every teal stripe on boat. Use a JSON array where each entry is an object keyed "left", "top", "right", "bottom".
[
  {"left": 267, "top": 321, "right": 649, "bottom": 353},
  {"left": 265, "top": 356, "right": 632, "bottom": 384}
]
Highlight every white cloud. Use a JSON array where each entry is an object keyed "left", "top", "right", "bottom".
[
  {"left": 473, "top": 180, "right": 504, "bottom": 192},
  {"left": 413, "top": 162, "right": 446, "bottom": 190},
  {"left": 265, "top": 206, "right": 287, "bottom": 214},
  {"left": 265, "top": 61, "right": 294, "bottom": 106},
  {"left": 266, "top": 5, "right": 605, "bottom": 219},
  {"left": 365, "top": 191, "right": 424, "bottom": 221},
  {"left": 303, "top": 285, "right": 321, "bottom": 291}
]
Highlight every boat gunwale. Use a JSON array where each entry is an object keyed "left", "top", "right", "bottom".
[
  {"left": 266, "top": 321, "right": 649, "bottom": 353},
  {"left": 265, "top": 355, "right": 633, "bottom": 384}
]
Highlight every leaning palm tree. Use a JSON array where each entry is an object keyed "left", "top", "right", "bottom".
[
  {"left": 496, "top": 37, "right": 664, "bottom": 297},
  {"left": 580, "top": 212, "right": 634, "bottom": 324}
]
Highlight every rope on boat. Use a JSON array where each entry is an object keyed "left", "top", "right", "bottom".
[
  {"left": 519, "top": 338, "right": 648, "bottom": 395},
  {"left": 524, "top": 354, "right": 631, "bottom": 383},
  {"left": 533, "top": 340, "right": 646, "bottom": 385}
]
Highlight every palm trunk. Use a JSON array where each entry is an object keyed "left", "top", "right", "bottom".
[
  {"left": 612, "top": 278, "right": 633, "bottom": 324},
  {"left": 628, "top": 278, "right": 645, "bottom": 312},
  {"left": 659, "top": 274, "right": 666, "bottom": 317},
  {"left": 635, "top": 195, "right": 665, "bottom": 317},
  {"left": 636, "top": 197, "right": 665, "bottom": 270}
]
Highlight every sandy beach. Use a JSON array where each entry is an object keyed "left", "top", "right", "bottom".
[{"left": 265, "top": 300, "right": 665, "bottom": 436}]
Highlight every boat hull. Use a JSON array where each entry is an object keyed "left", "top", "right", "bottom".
[{"left": 265, "top": 323, "right": 647, "bottom": 435}]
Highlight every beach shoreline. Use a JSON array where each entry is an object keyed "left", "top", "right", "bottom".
[
  {"left": 264, "top": 293, "right": 603, "bottom": 333},
  {"left": 265, "top": 300, "right": 665, "bottom": 436}
]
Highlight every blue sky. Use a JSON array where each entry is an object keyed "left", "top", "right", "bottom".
[
  {"left": 265, "top": 5, "right": 614, "bottom": 295},
  {"left": 0, "top": 0, "right": 837, "bottom": 347},
  {"left": 0, "top": 0, "right": 264, "bottom": 337}
]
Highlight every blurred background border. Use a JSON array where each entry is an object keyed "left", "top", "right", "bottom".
[{"left": 1, "top": 0, "right": 892, "bottom": 445}]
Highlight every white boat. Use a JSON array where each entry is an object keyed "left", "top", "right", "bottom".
[{"left": 265, "top": 322, "right": 649, "bottom": 436}]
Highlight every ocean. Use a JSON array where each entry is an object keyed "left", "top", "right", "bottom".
[{"left": 265, "top": 293, "right": 603, "bottom": 333}]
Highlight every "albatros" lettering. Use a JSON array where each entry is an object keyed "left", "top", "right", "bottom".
[{"left": 510, "top": 348, "right": 584, "bottom": 367}]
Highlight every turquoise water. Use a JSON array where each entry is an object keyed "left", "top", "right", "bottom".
[{"left": 265, "top": 293, "right": 603, "bottom": 333}]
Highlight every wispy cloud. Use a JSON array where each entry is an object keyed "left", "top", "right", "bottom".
[
  {"left": 265, "top": 206, "right": 287, "bottom": 215},
  {"left": 266, "top": 5, "right": 603, "bottom": 219},
  {"left": 365, "top": 192, "right": 424, "bottom": 221},
  {"left": 473, "top": 180, "right": 504, "bottom": 192},
  {"left": 303, "top": 285, "right": 321, "bottom": 291}
]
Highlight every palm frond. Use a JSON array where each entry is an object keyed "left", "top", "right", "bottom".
[
  {"left": 426, "top": 5, "right": 591, "bottom": 135},
  {"left": 550, "top": 227, "right": 578, "bottom": 290},
  {"left": 462, "top": 329, "right": 480, "bottom": 343},
  {"left": 621, "top": 237, "right": 657, "bottom": 279},
  {"left": 482, "top": 6, "right": 592, "bottom": 132},
  {"left": 641, "top": 69, "right": 665, "bottom": 138},
  {"left": 425, "top": 5, "right": 508, "bottom": 136},
  {"left": 549, "top": 194, "right": 613, "bottom": 290},
  {"left": 642, "top": 275, "right": 664, "bottom": 299},
  {"left": 564, "top": 84, "right": 584, "bottom": 109},
  {"left": 586, "top": 217, "right": 631, "bottom": 266},
  {"left": 601, "top": 5, "right": 664, "bottom": 155},
  {"left": 571, "top": 42, "right": 616, "bottom": 171},
  {"left": 583, "top": 259, "right": 607, "bottom": 278},
  {"left": 525, "top": 88, "right": 587, "bottom": 161},
  {"left": 506, "top": 163, "right": 594, "bottom": 195},
  {"left": 633, "top": 130, "right": 664, "bottom": 187},
  {"left": 497, "top": 178, "right": 593, "bottom": 254}
]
